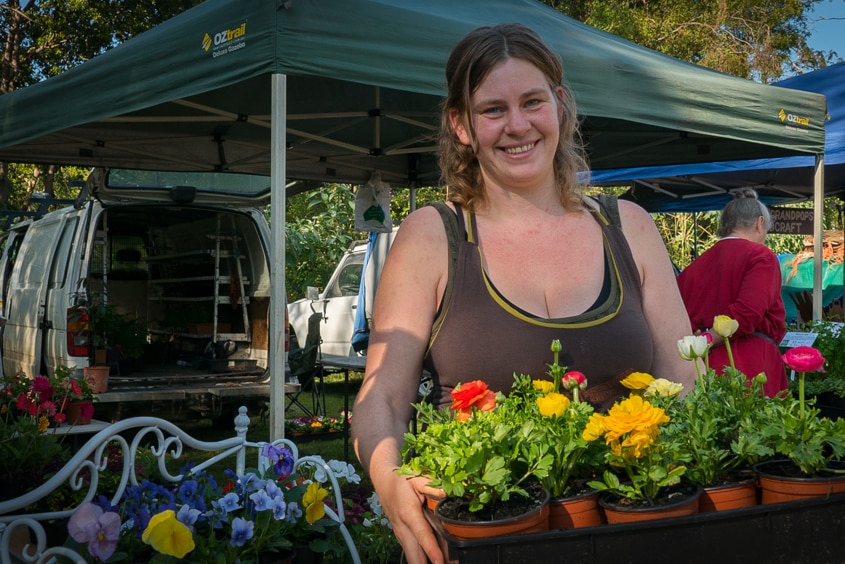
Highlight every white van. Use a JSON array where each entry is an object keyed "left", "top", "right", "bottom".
[
  {"left": 0, "top": 167, "right": 275, "bottom": 421},
  {"left": 287, "top": 228, "right": 397, "bottom": 357}
]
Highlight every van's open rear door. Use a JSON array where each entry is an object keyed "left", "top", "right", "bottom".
[{"left": 3, "top": 213, "right": 72, "bottom": 377}]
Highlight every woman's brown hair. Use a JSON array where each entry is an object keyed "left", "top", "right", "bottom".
[{"left": 438, "top": 23, "right": 589, "bottom": 212}]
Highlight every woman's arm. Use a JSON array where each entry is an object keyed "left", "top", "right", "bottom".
[
  {"left": 617, "top": 200, "right": 697, "bottom": 390},
  {"left": 351, "top": 205, "right": 450, "bottom": 564}
]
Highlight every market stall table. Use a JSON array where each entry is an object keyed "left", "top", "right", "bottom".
[{"left": 320, "top": 354, "right": 366, "bottom": 463}]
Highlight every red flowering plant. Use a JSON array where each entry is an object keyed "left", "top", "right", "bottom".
[
  {"left": 0, "top": 371, "right": 70, "bottom": 491},
  {"left": 399, "top": 378, "right": 554, "bottom": 513}
]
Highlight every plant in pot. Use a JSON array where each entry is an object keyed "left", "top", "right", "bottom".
[
  {"left": 52, "top": 364, "right": 97, "bottom": 426},
  {"left": 666, "top": 326, "right": 770, "bottom": 512},
  {"left": 0, "top": 371, "right": 71, "bottom": 498},
  {"left": 89, "top": 301, "right": 147, "bottom": 369},
  {"left": 399, "top": 379, "right": 553, "bottom": 539},
  {"left": 583, "top": 387, "right": 699, "bottom": 524},
  {"left": 505, "top": 340, "right": 605, "bottom": 529},
  {"left": 739, "top": 345, "right": 845, "bottom": 503},
  {"left": 787, "top": 319, "right": 845, "bottom": 415}
]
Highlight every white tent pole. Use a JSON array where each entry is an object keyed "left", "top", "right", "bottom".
[
  {"left": 270, "top": 73, "right": 288, "bottom": 441},
  {"left": 812, "top": 154, "right": 824, "bottom": 321}
]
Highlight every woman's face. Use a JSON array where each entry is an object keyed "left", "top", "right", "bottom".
[{"left": 451, "top": 57, "right": 563, "bottom": 192}]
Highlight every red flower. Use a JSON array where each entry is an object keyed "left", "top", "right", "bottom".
[
  {"left": 782, "top": 346, "right": 825, "bottom": 373},
  {"left": 31, "top": 375, "right": 54, "bottom": 400},
  {"left": 450, "top": 380, "right": 496, "bottom": 421},
  {"left": 561, "top": 371, "right": 587, "bottom": 391},
  {"left": 80, "top": 401, "right": 95, "bottom": 420}
]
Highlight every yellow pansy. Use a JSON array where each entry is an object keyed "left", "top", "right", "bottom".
[
  {"left": 303, "top": 482, "right": 328, "bottom": 524},
  {"left": 142, "top": 510, "right": 195, "bottom": 558},
  {"left": 620, "top": 372, "right": 654, "bottom": 391},
  {"left": 536, "top": 392, "right": 570, "bottom": 417}
]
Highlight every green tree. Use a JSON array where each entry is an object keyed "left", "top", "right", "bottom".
[
  {"left": 546, "top": 0, "right": 839, "bottom": 81},
  {"left": 0, "top": 0, "right": 202, "bottom": 204}
]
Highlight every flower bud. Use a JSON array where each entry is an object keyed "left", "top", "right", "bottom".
[
  {"left": 550, "top": 339, "right": 562, "bottom": 354},
  {"left": 562, "top": 371, "right": 587, "bottom": 391},
  {"left": 677, "top": 335, "right": 709, "bottom": 360},
  {"left": 712, "top": 315, "right": 739, "bottom": 338}
]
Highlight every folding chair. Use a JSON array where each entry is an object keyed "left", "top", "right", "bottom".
[{"left": 286, "top": 312, "right": 326, "bottom": 417}]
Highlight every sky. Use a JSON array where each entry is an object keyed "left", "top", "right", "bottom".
[{"left": 806, "top": 1, "right": 845, "bottom": 59}]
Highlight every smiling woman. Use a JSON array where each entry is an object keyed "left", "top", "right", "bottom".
[{"left": 353, "top": 22, "right": 696, "bottom": 564}]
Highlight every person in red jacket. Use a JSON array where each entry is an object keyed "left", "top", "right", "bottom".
[{"left": 677, "top": 188, "right": 787, "bottom": 396}]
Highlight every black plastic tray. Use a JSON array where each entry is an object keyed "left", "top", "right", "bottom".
[{"left": 429, "top": 493, "right": 845, "bottom": 563}]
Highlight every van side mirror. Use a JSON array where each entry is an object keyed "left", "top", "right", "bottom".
[{"left": 306, "top": 286, "right": 319, "bottom": 301}]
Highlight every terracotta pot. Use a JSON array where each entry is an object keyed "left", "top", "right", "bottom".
[
  {"left": 83, "top": 365, "right": 110, "bottom": 393},
  {"left": 699, "top": 478, "right": 758, "bottom": 513},
  {"left": 425, "top": 493, "right": 445, "bottom": 512},
  {"left": 548, "top": 489, "right": 604, "bottom": 529},
  {"left": 434, "top": 486, "right": 550, "bottom": 539},
  {"left": 599, "top": 483, "right": 702, "bottom": 524},
  {"left": 64, "top": 400, "right": 93, "bottom": 426},
  {"left": 755, "top": 459, "right": 845, "bottom": 504}
]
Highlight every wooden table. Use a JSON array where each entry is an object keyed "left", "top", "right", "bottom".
[{"left": 320, "top": 354, "right": 366, "bottom": 463}]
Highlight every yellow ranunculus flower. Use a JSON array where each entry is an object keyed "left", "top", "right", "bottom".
[
  {"left": 142, "top": 510, "right": 195, "bottom": 558},
  {"left": 620, "top": 372, "right": 654, "bottom": 390},
  {"left": 303, "top": 481, "right": 328, "bottom": 524},
  {"left": 600, "top": 396, "right": 669, "bottom": 443},
  {"left": 536, "top": 392, "right": 570, "bottom": 417},
  {"left": 713, "top": 315, "right": 739, "bottom": 338},
  {"left": 532, "top": 380, "right": 555, "bottom": 394},
  {"left": 644, "top": 378, "right": 684, "bottom": 399},
  {"left": 582, "top": 413, "right": 607, "bottom": 442},
  {"left": 37, "top": 416, "right": 49, "bottom": 433}
]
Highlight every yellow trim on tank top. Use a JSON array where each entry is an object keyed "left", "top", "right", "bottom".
[{"left": 466, "top": 206, "right": 623, "bottom": 329}]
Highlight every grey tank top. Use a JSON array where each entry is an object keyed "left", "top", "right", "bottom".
[{"left": 422, "top": 197, "right": 654, "bottom": 412}]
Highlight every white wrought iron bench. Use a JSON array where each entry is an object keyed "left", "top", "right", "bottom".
[{"left": 0, "top": 406, "right": 360, "bottom": 564}]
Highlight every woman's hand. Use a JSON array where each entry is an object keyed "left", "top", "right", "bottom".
[{"left": 376, "top": 472, "right": 446, "bottom": 564}]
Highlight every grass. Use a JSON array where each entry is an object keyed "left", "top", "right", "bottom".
[{"left": 169, "top": 371, "right": 367, "bottom": 484}]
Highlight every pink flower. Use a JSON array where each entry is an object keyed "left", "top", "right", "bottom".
[
  {"left": 782, "top": 346, "right": 825, "bottom": 373},
  {"left": 68, "top": 502, "right": 121, "bottom": 561},
  {"left": 31, "top": 375, "right": 54, "bottom": 400},
  {"left": 80, "top": 401, "right": 95, "bottom": 420},
  {"left": 561, "top": 371, "right": 588, "bottom": 391}
]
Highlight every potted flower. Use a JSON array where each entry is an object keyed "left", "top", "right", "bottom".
[
  {"left": 0, "top": 371, "right": 71, "bottom": 497},
  {"left": 583, "top": 385, "right": 698, "bottom": 524},
  {"left": 52, "top": 365, "right": 97, "bottom": 426},
  {"left": 787, "top": 319, "right": 845, "bottom": 416},
  {"left": 744, "top": 345, "right": 845, "bottom": 503},
  {"left": 65, "top": 446, "right": 351, "bottom": 563},
  {"left": 505, "top": 340, "right": 605, "bottom": 529},
  {"left": 668, "top": 324, "right": 769, "bottom": 512},
  {"left": 399, "top": 379, "right": 552, "bottom": 539}
]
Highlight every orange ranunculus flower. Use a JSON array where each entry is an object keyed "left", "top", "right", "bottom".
[
  {"left": 536, "top": 392, "right": 570, "bottom": 417},
  {"left": 532, "top": 380, "right": 555, "bottom": 394},
  {"left": 450, "top": 380, "right": 497, "bottom": 414},
  {"left": 620, "top": 372, "right": 654, "bottom": 391}
]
